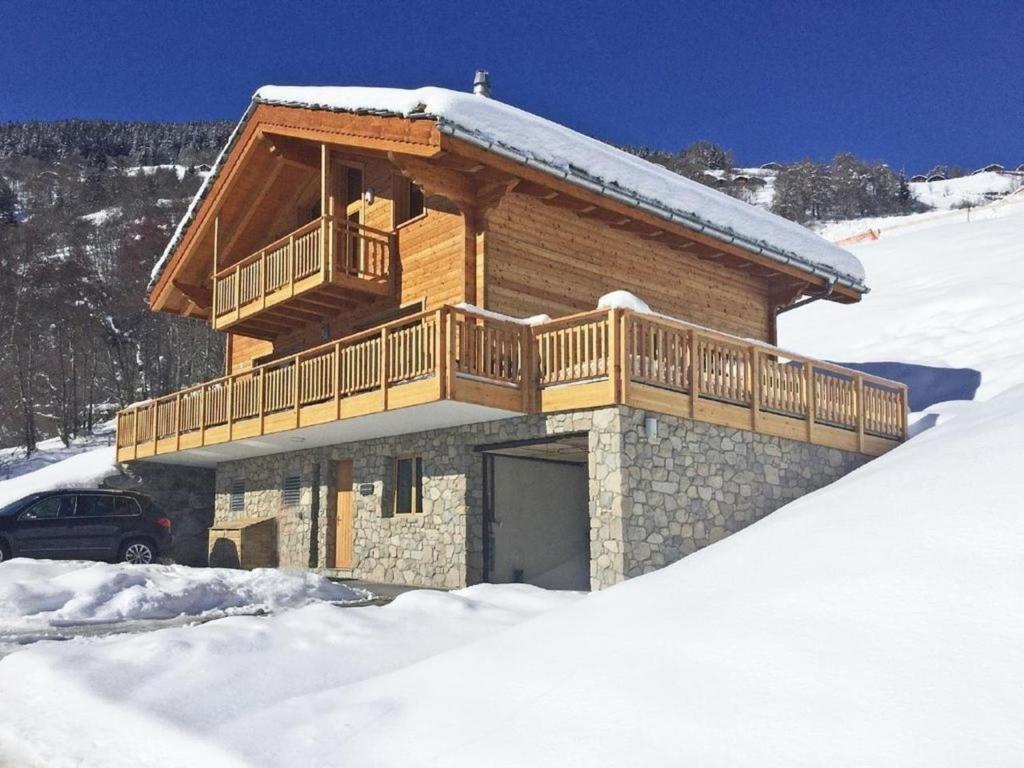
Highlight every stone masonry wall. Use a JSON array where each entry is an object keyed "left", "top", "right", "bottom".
[
  {"left": 104, "top": 462, "right": 215, "bottom": 566},
  {"left": 213, "top": 409, "right": 625, "bottom": 589},
  {"left": 616, "top": 408, "right": 869, "bottom": 578},
  {"left": 211, "top": 405, "right": 870, "bottom": 590}
]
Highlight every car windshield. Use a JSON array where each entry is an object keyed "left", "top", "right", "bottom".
[{"left": 0, "top": 493, "right": 43, "bottom": 517}]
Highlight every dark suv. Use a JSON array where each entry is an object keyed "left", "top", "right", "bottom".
[{"left": 0, "top": 489, "right": 171, "bottom": 565}]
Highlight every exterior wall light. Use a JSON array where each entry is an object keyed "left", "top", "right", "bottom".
[
  {"left": 363, "top": 187, "right": 375, "bottom": 205},
  {"left": 644, "top": 414, "right": 659, "bottom": 441}
]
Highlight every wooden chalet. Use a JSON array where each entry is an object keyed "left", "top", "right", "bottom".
[{"left": 115, "top": 75, "right": 907, "bottom": 590}]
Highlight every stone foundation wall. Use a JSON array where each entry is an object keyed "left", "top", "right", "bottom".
[
  {"left": 213, "top": 410, "right": 621, "bottom": 589},
  {"left": 105, "top": 463, "right": 215, "bottom": 565},
  {"left": 615, "top": 409, "right": 869, "bottom": 578},
  {"left": 211, "top": 405, "right": 869, "bottom": 589}
]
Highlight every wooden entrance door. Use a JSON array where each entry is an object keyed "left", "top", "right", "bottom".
[{"left": 333, "top": 459, "right": 354, "bottom": 569}]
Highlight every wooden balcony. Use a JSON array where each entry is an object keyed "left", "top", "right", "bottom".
[
  {"left": 211, "top": 214, "right": 394, "bottom": 338},
  {"left": 116, "top": 307, "right": 908, "bottom": 464}
]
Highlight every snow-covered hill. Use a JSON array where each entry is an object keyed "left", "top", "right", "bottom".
[{"left": 1, "top": 191, "right": 1023, "bottom": 767}]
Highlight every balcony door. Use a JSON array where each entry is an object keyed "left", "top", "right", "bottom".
[{"left": 338, "top": 165, "right": 364, "bottom": 275}]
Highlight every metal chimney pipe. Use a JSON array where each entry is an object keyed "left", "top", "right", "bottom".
[{"left": 472, "top": 69, "right": 491, "bottom": 97}]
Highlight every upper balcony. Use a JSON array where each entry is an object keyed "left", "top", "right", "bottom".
[
  {"left": 115, "top": 306, "right": 908, "bottom": 466},
  {"left": 211, "top": 214, "right": 395, "bottom": 338}
]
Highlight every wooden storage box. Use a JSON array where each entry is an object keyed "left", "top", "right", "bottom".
[{"left": 208, "top": 516, "right": 277, "bottom": 569}]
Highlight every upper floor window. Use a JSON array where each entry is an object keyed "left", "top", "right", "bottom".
[{"left": 393, "top": 176, "right": 425, "bottom": 227}]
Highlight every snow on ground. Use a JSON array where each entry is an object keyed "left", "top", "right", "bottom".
[
  {"left": 0, "top": 386, "right": 1020, "bottom": 766},
  {"left": 910, "top": 171, "right": 1023, "bottom": 210},
  {"left": 0, "top": 422, "right": 120, "bottom": 506},
  {"left": 122, "top": 164, "right": 201, "bottom": 181},
  {"left": 0, "top": 584, "right": 582, "bottom": 767},
  {"left": 80, "top": 205, "right": 122, "bottom": 225},
  {"left": 782, "top": 194, "right": 1024, "bottom": 418},
  {"left": 0, "top": 559, "right": 366, "bottom": 633}
]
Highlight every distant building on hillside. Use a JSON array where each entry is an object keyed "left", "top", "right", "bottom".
[
  {"left": 760, "top": 161, "right": 783, "bottom": 171},
  {"left": 973, "top": 163, "right": 1005, "bottom": 175},
  {"left": 909, "top": 174, "right": 928, "bottom": 183}
]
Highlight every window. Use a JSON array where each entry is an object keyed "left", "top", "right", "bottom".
[
  {"left": 282, "top": 475, "right": 301, "bottom": 507},
  {"left": 393, "top": 176, "right": 425, "bottom": 227},
  {"left": 113, "top": 497, "right": 142, "bottom": 517},
  {"left": 21, "top": 494, "right": 74, "bottom": 521},
  {"left": 76, "top": 495, "right": 116, "bottom": 518},
  {"left": 230, "top": 480, "right": 246, "bottom": 512},
  {"left": 393, "top": 456, "right": 423, "bottom": 515}
]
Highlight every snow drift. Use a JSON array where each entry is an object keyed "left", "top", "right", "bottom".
[{"left": 0, "top": 560, "right": 367, "bottom": 630}]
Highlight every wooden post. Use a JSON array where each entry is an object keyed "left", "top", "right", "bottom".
[
  {"left": 380, "top": 326, "right": 390, "bottom": 410},
  {"left": 226, "top": 375, "right": 235, "bottom": 439},
  {"left": 258, "top": 368, "right": 266, "bottom": 435},
  {"left": 750, "top": 348, "right": 761, "bottom": 432},
  {"left": 689, "top": 329, "right": 700, "bottom": 419},
  {"left": 900, "top": 385, "right": 910, "bottom": 441},
  {"left": 435, "top": 309, "right": 449, "bottom": 401},
  {"left": 855, "top": 373, "right": 865, "bottom": 452},
  {"left": 445, "top": 310, "right": 457, "bottom": 401},
  {"left": 607, "top": 309, "right": 621, "bottom": 405},
  {"left": 332, "top": 343, "right": 341, "bottom": 419},
  {"left": 288, "top": 234, "right": 296, "bottom": 298},
  {"left": 211, "top": 215, "right": 220, "bottom": 327},
  {"left": 174, "top": 393, "right": 182, "bottom": 451},
  {"left": 132, "top": 407, "right": 139, "bottom": 447},
  {"left": 806, "top": 364, "right": 816, "bottom": 442},
  {"left": 520, "top": 318, "right": 535, "bottom": 412},
  {"left": 618, "top": 310, "right": 631, "bottom": 404},
  {"left": 321, "top": 144, "right": 331, "bottom": 283},
  {"left": 150, "top": 405, "right": 158, "bottom": 455},
  {"left": 292, "top": 355, "right": 301, "bottom": 425},
  {"left": 199, "top": 385, "right": 207, "bottom": 445}
]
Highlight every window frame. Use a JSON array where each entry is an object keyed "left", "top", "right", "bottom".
[
  {"left": 392, "top": 175, "right": 427, "bottom": 230},
  {"left": 391, "top": 455, "right": 424, "bottom": 516}
]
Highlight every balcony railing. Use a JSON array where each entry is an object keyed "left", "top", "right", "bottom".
[
  {"left": 211, "top": 215, "right": 394, "bottom": 330},
  {"left": 116, "top": 307, "right": 908, "bottom": 461}
]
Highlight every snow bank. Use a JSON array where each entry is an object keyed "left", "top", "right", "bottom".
[
  {"left": 0, "top": 560, "right": 367, "bottom": 630},
  {"left": 0, "top": 584, "right": 581, "bottom": 767},
  {"left": 151, "top": 86, "right": 866, "bottom": 292},
  {"left": 0, "top": 446, "right": 118, "bottom": 507}
]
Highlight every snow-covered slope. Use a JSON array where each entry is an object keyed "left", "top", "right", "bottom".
[
  {"left": 782, "top": 194, "right": 1024, "bottom": 412},
  {"left": 0, "top": 422, "right": 119, "bottom": 507}
]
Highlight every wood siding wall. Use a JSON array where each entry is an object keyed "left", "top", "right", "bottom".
[{"left": 483, "top": 193, "right": 774, "bottom": 341}]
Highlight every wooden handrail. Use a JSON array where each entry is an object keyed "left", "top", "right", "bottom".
[{"left": 118, "top": 305, "right": 908, "bottom": 454}]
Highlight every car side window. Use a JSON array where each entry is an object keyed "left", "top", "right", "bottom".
[
  {"left": 113, "top": 497, "right": 141, "bottom": 517},
  {"left": 20, "top": 495, "right": 73, "bottom": 521},
  {"left": 75, "top": 495, "right": 116, "bottom": 518}
]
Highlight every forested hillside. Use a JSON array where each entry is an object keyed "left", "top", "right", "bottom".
[{"left": 0, "top": 120, "right": 232, "bottom": 453}]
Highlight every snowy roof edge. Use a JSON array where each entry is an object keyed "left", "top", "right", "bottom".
[{"left": 149, "top": 88, "right": 867, "bottom": 295}]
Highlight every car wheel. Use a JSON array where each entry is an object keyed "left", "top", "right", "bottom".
[
  {"left": 0, "top": 539, "right": 10, "bottom": 564},
  {"left": 121, "top": 540, "right": 155, "bottom": 565}
]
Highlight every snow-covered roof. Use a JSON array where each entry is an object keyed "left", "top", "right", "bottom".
[{"left": 150, "top": 85, "right": 867, "bottom": 292}]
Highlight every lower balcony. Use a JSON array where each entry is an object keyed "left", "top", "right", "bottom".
[
  {"left": 211, "top": 215, "right": 394, "bottom": 339},
  {"left": 116, "top": 306, "right": 908, "bottom": 466}
]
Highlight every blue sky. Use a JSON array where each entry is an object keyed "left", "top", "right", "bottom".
[{"left": 1, "top": 0, "right": 1021, "bottom": 171}]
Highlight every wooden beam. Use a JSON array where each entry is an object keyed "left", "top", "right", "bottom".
[
  {"left": 218, "top": 162, "right": 284, "bottom": 264},
  {"left": 172, "top": 279, "right": 212, "bottom": 308}
]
